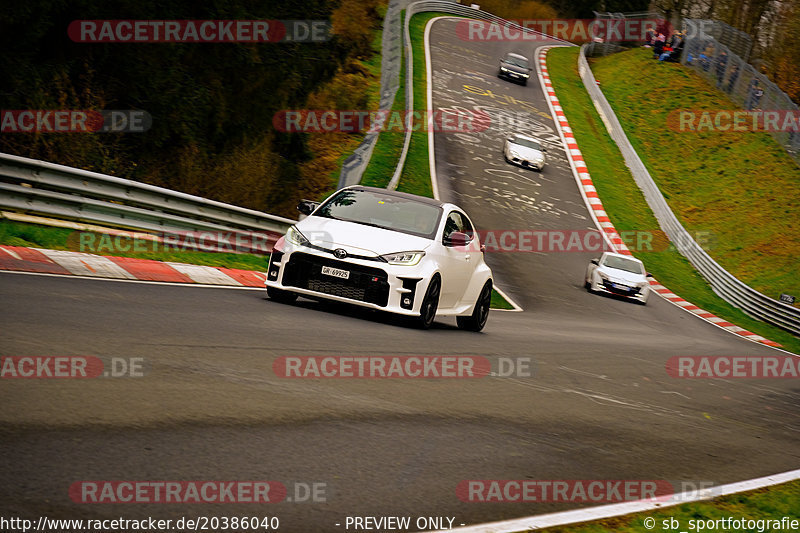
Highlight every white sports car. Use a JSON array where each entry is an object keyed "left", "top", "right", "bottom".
[
  {"left": 503, "top": 133, "right": 547, "bottom": 171},
  {"left": 265, "top": 186, "right": 494, "bottom": 330},
  {"left": 585, "top": 252, "right": 651, "bottom": 304}
]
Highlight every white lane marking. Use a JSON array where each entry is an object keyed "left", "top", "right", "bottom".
[{"left": 35, "top": 248, "right": 137, "bottom": 279}]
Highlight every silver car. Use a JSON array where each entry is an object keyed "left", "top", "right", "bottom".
[{"left": 503, "top": 133, "right": 547, "bottom": 171}]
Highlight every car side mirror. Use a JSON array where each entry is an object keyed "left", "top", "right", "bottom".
[
  {"left": 445, "top": 231, "right": 471, "bottom": 247},
  {"left": 297, "top": 200, "right": 319, "bottom": 216},
  {"left": 646, "top": 272, "right": 653, "bottom": 278},
  {"left": 542, "top": 148, "right": 547, "bottom": 152},
  {"left": 507, "top": 136, "right": 515, "bottom": 142},
  {"left": 590, "top": 258, "right": 600, "bottom": 265}
]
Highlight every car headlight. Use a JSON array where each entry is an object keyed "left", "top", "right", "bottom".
[
  {"left": 380, "top": 251, "right": 425, "bottom": 266},
  {"left": 636, "top": 280, "right": 649, "bottom": 288},
  {"left": 597, "top": 271, "right": 609, "bottom": 280},
  {"left": 520, "top": 72, "right": 530, "bottom": 77},
  {"left": 500, "top": 66, "right": 509, "bottom": 72},
  {"left": 509, "top": 150, "right": 522, "bottom": 159},
  {"left": 286, "top": 226, "right": 309, "bottom": 247}
]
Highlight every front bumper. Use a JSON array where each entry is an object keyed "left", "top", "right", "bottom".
[
  {"left": 595, "top": 278, "right": 649, "bottom": 302},
  {"left": 506, "top": 156, "right": 543, "bottom": 170},
  {"left": 498, "top": 69, "right": 529, "bottom": 83},
  {"left": 266, "top": 245, "right": 435, "bottom": 316}
]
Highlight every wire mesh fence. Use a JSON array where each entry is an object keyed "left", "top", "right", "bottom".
[{"left": 681, "top": 18, "right": 800, "bottom": 160}]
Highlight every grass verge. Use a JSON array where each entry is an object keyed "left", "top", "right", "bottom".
[
  {"left": 394, "top": 11, "right": 448, "bottom": 198},
  {"left": 534, "top": 479, "right": 800, "bottom": 533},
  {"left": 589, "top": 47, "right": 800, "bottom": 305},
  {"left": 547, "top": 47, "right": 800, "bottom": 354}
]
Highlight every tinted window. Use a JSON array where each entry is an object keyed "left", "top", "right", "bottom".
[
  {"left": 512, "top": 136, "right": 542, "bottom": 150},
  {"left": 602, "top": 255, "right": 645, "bottom": 275},
  {"left": 315, "top": 189, "right": 442, "bottom": 239},
  {"left": 442, "top": 211, "right": 474, "bottom": 242}
]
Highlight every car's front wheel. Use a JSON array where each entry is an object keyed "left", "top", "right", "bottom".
[
  {"left": 457, "top": 280, "right": 492, "bottom": 332},
  {"left": 267, "top": 286, "right": 297, "bottom": 304},
  {"left": 416, "top": 275, "right": 441, "bottom": 329}
]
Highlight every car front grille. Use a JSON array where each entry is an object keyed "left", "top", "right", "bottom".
[
  {"left": 282, "top": 252, "right": 390, "bottom": 307},
  {"left": 602, "top": 280, "right": 641, "bottom": 295}
]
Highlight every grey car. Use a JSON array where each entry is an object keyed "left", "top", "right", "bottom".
[
  {"left": 503, "top": 133, "right": 547, "bottom": 171},
  {"left": 498, "top": 52, "right": 532, "bottom": 85}
]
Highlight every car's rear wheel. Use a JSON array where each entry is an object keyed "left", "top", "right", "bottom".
[
  {"left": 267, "top": 286, "right": 297, "bottom": 304},
  {"left": 457, "top": 280, "right": 492, "bottom": 332},
  {"left": 417, "top": 275, "right": 441, "bottom": 329}
]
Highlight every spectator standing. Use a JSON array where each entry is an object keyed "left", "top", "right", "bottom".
[
  {"left": 745, "top": 79, "right": 764, "bottom": 110},
  {"left": 726, "top": 64, "right": 739, "bottom": 93},
  {"left": 653, "top": 32, "right": 666, "bottom": 58},
  {"left": 715, "top": 51, "right": 728, "bottom": 87}
]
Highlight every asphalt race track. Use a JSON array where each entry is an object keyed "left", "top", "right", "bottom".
[{"left": 1, "top": 17, "right": 798, "bottom": 533}]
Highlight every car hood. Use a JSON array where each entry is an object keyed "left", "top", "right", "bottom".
[
  {"left": 296, "top": 216, "right": 433, "bottom": 256},
  {"left": 507, "top": 143, "right": 545, "bottom": 161},
  {"left": 598, "top": 266, "right": 646, "bottom": 284}
]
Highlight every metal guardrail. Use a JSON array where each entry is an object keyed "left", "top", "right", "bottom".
[
  {"left": 577, "top": 44, "right": 800, "bottom": 335},
  {"left": 386, "top": 0, "right": 574, "bottom": 190},
  {"left": 337, "top": 0, "right": 407, "bottom": 189},
  {"left": 0, "top": 152, "right": 295, "bottom": 253}
]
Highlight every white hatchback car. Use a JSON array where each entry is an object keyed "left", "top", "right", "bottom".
[
  {"left": 585, "top": 252, "right": 651, "bottom": 304},
  {"left": 265, "top": 186, "right": 494, "bottom": 330},
  {"left": 503, "top": 133, "right": 547, "bottom": 171}
]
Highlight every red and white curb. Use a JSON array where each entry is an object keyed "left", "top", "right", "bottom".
[
  {"left": 0, "top": 245, "right": 266, "bottom": 287},
  {"left": 535, "top": 46, "right": 781, "bottom": 348}
]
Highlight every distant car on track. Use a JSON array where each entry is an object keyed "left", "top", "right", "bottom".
[
  {"left": 498, "top": 52, "right": 532, "bottom": 85},
  {"left": 585, "top": 252, "right": 651, "bottom": 304},
  {"left": 503, "top": 133, "right": 547, "bottom": 171},
  {"left": 265, "top": 186, "right": 494, "bottom": 331}
]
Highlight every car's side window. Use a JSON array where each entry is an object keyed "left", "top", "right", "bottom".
[
  {"left": 442, "top": 211, "right": 474, "bottom": 244},
  {"left": 443, "top": 212, "right": 463, "bottom": 242}
]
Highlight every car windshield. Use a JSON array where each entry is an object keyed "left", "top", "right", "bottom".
[
  {"left": 603, "top": 255, "right": 645, "bottom": 275},
  {"left": 315, "top": 189, "right": 442, "bottom": 239},
  {"left": 511, "top": 136, "right": 542, "bottom": 150},
  {"left": 504, "top": 55, "right": 529, "bottom": 68}
]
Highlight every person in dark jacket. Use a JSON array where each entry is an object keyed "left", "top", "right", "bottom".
[{"left": 715, "top": 51, "right": 728, "bottom": 87}]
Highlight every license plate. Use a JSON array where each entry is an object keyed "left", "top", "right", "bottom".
[
  {"left": 612, "top": 283, "right": 630, "bottom": 291},
  {"left": 321, "top": 266, "right": 350, "bottom": 279}
]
